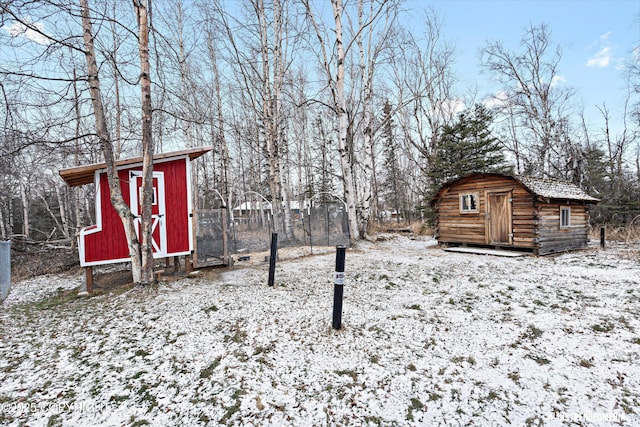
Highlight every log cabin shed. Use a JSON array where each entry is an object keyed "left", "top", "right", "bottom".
[
  {"left": 59, "top": 146, "right": 212, "bottom": 267},
  {"left": 430, "top": 173, "right": 600, "bottom": 255}
]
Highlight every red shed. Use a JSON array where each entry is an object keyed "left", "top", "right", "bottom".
[{"left": 59, "top": 147, "right": 212, "bottom": 267}]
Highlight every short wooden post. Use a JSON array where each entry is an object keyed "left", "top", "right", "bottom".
[
  {"left": 79, "top": 266, "right": 93, "bottom": 296},
  {"left": 185, "top": 255, "right": 192, "bottom": 274},
  {"left": 268, "top": 232, "right": 278, "bottom": 287},
  {"left": 332, "top": 246, "right": 346, "bottom": 330},
  {"left": 173, "top": 255, "right": 180, "bottom": 273},
  {"left": 600, "top": 226, "right": 605, "bottom": 249}
]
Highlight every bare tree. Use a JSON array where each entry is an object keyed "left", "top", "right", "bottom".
[
  {"left": 481, "top": 23, "right": 575, "bottom": 177},
  {"left": 352, "top": 0, "right": 399, "bottom": 237},
  {"left": 133, "top": 0, "right": 156, "bottom": 284},
  {"left": 388, "top": 9, "right": 457, "bottom": 201},
  {"left": 80, "top": 0, "right": 161, "bottom": 284},
  {"left": 302, "top": 0, "right": 359, "bottom": 241},
  {"left": 214, "top": 0, "right": 298, "bottom": 241}
]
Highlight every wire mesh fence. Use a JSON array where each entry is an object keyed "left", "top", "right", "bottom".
[{"left": 194, "top": 200, "right": 350, "bottom": 266}]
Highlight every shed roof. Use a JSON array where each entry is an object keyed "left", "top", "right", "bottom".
[
  {"left": 430, "top": 172, "right": 600, "bottom": 205},
  {"left": 59, "top": 146, "right": 213, "bottom": 187},
  {"left": 515, "top": 175, "right": 600, "bottom": 203}
]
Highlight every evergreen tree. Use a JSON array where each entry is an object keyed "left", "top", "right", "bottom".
[{"left": 428, "top": 104, "right": 512, "bottom": 190}]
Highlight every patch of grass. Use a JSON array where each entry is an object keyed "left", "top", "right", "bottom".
[
  {"left": 508, "top": 371, "right": 521, "bottom": 385},
  {"left": 128, "top": 416, "right": 150, "bottom": 427},
  {"left": 335, "top": 369, "right": 358, "bottom": 382},
  {"left": 617, "top": 316, "right": 635, "bottom": 332},
  {"left": 526, "top": 353, "right": 551, "bottom": 365},
  {"left": 451, "top": 356, "right": 476, "bottom": 366},
  {"left": 200, "top": 357, "right": 222, "bottom": 379},
  {"left": 364, "top": 416, "right": 384, "bottom": 425},
  {"left": 406, "top": 397, "right": 425, "bottom": 421},
  {"left": 219, "top": 389, "right": 246, "bottom": 424},
  {"left": 47, "top": 414, "right": 63, "bottom": 427},
  {"left": 134, "top": 349, "right": 150, "bottom": 358},
  {"left": 110, "top": 394, "right": 130, "bottom": 403},
  {"left": 428, "top": 392, "right": 442, "bottom": 402},
  {"left": 203, "top": 305, "right": 219, "bottom": 314},
  {"left": 520, "top": 324, "right": 544, "bottom": 341},
  {"left": 485, "top": 390, "right": 500, "bottom": 401},
  {"left": 631, "top": 337, "right": 640, "bottom": 345},
  {"left": 131, "top": 370, "right": 147, "bottom": 380},
  {"left": 224, "top": 321, "right": 248, "bottom": 344},
  {"left": 33, "top": 290, "right": 80, "bottom": 311},
  {"left": 579, "top": 358, "right": 594, "bottom": 368},
  {"left": 533, "top": 299, "right": 546, "bottom": 306},
  {"left": 137, "top": 384, "right": 158, "bottom": 411},
  {"left": 407, "top": 304, "right": 421, "bottom": 310},
  {"left": 524, "top": 415, "right": 543, "bottom": 426},
  {"left": 591, "top": 321, "right": 615, "bottom": 333}
]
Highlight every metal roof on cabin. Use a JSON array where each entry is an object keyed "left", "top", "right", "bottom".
[
  {"left": 515, "top": 175, "right": 600, "bottom": 202},
  {"left": 59, "top": 146, "right": 213, "bottom": 187}
]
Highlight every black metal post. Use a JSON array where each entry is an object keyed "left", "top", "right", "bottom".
[
  {"left": 600, "top": 226, "right": 605, "bottom": 249},
  {"left": 332, "top": 246, "right": 347, "bottom": 329},
  {"left": 268, "top": 232, "right": 278, "bottom": 287},
  {"left": 308, "top": 205, "right": 314, "bottom": 255},
  {"left": 326, "top": 203, "right": 330, "bottom": 246}
]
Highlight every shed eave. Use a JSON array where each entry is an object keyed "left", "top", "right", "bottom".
[{"left": 59, "top": 146, "right": 213, "bottom": 187}]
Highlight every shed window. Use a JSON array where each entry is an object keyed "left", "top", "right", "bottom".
[
  {"left": 560, "top": 207, "right": 571, "bottom": 228},
  {"left": 460, "top": 193, "right": 478, "bottom": 213},
  {"left": 138, "top": 187, "right": 158, "bottom": 206}
]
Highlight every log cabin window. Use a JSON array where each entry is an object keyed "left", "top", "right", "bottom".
[
  {"left": 560, "top": 207, "right": 571, "bottom": 228},
  {"left": 459, "top": 193, "right": 478, "bottom": 213}
]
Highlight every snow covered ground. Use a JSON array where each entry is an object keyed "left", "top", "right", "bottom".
[{"left": 1, "top": 234, "right": 639, "bottom": 426}]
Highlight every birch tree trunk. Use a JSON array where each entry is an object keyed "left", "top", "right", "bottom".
[
  {"left": 357, "top": 0, "right": 374, "bottom": 239},
  {"left": 272, "top": 0, "right": 295, "bottom": 242},
  {"left": 331, "top": 0, "right": 360, "bottom": 242},
  {"left": 303, "top": 0, "right": 360, "bottom": 241},
  {"left": 20, "top": 181, "right": 29, "bottom": 238},
  {"left": 54, "top": 184, "right": 70, "bottom": 239},
  {"left": 80, "top": 0, "right": 143, "bottom": 283},
  {"left": 72, "top": 69, "right": 82, "bottom": 247},
  {"left": 133, "top": 0, "right": 156, "bottom": 285}
]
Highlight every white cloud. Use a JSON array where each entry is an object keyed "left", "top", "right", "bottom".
[
  {"left": 483, "top": 91, "right": 509, "bottom": 110},
  {"left": 551, "top": 75, "right": 566, "bottom": 87},
  {"left": 587, "top": 46, "right": 612, "bottom": 68},
  {"left": 443, "top": 98, "right": 466, "bottom": 116},
  {"left": 4, "top": 20, "right": 50, "bottom": 45}
]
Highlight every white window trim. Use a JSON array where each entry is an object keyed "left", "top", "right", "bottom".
[
  {"left": 560, "top": 206, "right": 571, "bottom": 229},
  {"left": 459, "top": 193, "right": 479, "bottom": 213}
]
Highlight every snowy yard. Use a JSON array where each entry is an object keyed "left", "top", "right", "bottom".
[{"left": 1, "top": 234, "right": 639, "bottom": 426}]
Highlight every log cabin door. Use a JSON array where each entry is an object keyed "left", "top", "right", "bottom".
[
  {"left": 487, "top": 191, "right": 512, "bottom": 245},
  {"left": 129, "top": 171, "right": 167, "bottom": 257}
]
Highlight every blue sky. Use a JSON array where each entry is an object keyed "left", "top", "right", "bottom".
[{"left": 403, "top": 0, "right": 640, "bottom": 133}]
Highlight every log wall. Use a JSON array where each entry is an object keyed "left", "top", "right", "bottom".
[
  {"left": 434, "top": 175, "right": 536, "bottom": 249},
  {"left": 535, "top": 203, "right": 589, "bottom": 255},
  {"left": 434, "top": 175, "right": 591, "bottom": 254}
]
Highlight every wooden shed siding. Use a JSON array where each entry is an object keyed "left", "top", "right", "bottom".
[
  {"left": 435, "top": 175, "right": 537, "bottom": 248},
  {"left": 433, "top": 173, "right": 596, "bottom": 254},
  {"left": 535, "top": 203, "right": 589, "bottom": 254}
]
